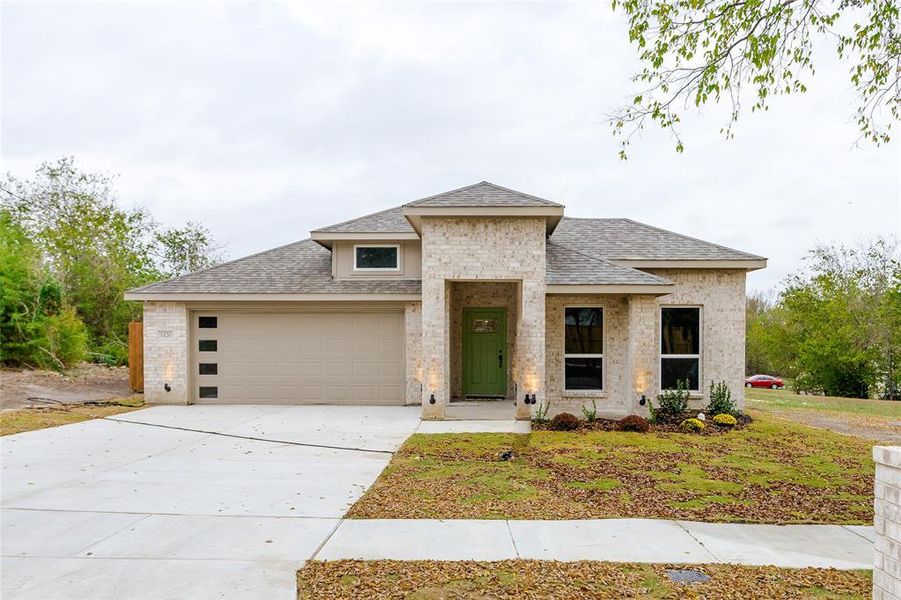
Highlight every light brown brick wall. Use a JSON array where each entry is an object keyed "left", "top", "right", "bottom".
[
  {"left": 543, "top": 269, "right": 747, "bottom": 418},
  {"left": 874, "top": 446, "right": 901, "bottom": 600},
  {"left": 142, "top": 301, "right": 189, "bottom": 404},
  {"left": 404, "top": 301, "right": 422, "bottom": 405},
  {"left": 419, "top": 217, "right": 546, "bottom": 419}
]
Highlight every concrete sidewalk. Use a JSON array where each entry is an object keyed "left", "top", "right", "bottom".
[{"left": 316, "top": 518, "right": 874, "bottom": 569}]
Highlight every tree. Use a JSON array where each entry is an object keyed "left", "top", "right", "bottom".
[
  {"left": 155, "top": 222, "right": 227, "bottom": 278},
  {"left": 611, "top": 0, "right": 900, "bottom": 156},
  {"left": 1, "top": 158, "right": 159, "bottom": 362},
  {"left": 745, "top": 289, "right": 775, "bottom": 374}
]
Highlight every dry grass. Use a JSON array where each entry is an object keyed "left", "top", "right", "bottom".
[
  {"left": 348, "top": 412, "right": 874, "bottom": 524},
  {"left": 297, "top": 560, "right": 872, "bottom": 599},
  {"left": 0, "top": 397, "right": 145, "bottom": 436}
]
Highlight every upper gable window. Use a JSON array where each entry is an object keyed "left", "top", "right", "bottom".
[{"left": 354, "top": 245, "right": 400, "bottom": 271}]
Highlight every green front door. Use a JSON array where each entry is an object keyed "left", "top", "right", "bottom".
[{"left": 463, "top": 308, "right": 507, "bottom": 396}]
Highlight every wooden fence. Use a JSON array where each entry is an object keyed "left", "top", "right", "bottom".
[{"left": 128, "top": 321, "right": 144, "bottom": 392}]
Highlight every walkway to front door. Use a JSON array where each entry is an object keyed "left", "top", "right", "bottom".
[{"left": 462, "top": 307, "right": 506, "bottom": 397}]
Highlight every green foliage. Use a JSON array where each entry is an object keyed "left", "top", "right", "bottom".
[
  {"left": 713, "top": 413, "right": 738, "bottom": 427},
  {"left": 748, "top": 239, "right": 900, "bottom": 398},
  {"left": 0, "top": 210, "right": 89, "bottom": 369},
  {"left": 656, "top": 379, "right": 691, "bottom": 423},
  {"left": 611, "top": 0, "right": 899, "bottom": 157},
  {"left": 581, "top": 399, "right": 599, "bottom": 422},
  {"left": 532, "top": 401, "right": 551, "bottom": 424},
  {"left": 707, "top": 380, "right": 737, "bottom": 415},
  {"left": 1, "top": 157, "right": 226, "bottom": 367},
  {"left": 680, "top": 417, "right": 706, "bottom": 432}
]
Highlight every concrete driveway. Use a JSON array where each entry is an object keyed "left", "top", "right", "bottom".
[{"left": 1, "top": 405, "right": 421, "bottom": 600}]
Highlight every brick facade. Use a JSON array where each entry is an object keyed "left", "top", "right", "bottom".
[
  {"left": 143, "top": 301, "right": 189, "bottom": 404},
  {"left": 404, "top": 301, "right": 423, "bottom": 405},
  {"left": 419, "top": 217, "right": 546, "bottom": 419},
  {"left": 874, "top": 446, "right": 901, "bottom": 600}
]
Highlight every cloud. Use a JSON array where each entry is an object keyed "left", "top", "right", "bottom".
[{"left": 2, "top": 1, "right": 898, "bottom": 293}]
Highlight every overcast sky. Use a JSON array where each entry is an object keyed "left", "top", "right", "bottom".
[{"left": 2, "top": 1, "right": 898, "bottom": 293}]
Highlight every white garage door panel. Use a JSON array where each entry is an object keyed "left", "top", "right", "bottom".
[{"left": 192, "top": 311, "right": 404, "bottom": 405}]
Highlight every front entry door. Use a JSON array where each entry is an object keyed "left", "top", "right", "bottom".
[{"left": 463, "top": 308, "right": 506, "bottom": 396}]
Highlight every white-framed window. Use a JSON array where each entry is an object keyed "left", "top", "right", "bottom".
[
  {"left": 563, "top": 306, "right": 603, "bottom": 391},
  {"left": 660, "top": 305, "right": 701, "bottom": 391},
  {"left": 353, "top": 244, "right": 400, "bottom": 271}
]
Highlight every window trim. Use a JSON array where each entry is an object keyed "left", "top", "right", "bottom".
[
  {"left": 659, "top": 304, "right": 702, "bottom": 393},
  {"left": 352, "top": 244, "right": 401, "bottom": 272},
  {"left": 563, "top": 305, "right": 605, "bottom": 393}
]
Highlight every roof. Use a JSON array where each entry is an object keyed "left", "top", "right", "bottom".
[
  {"left": 404, "top": 181, "right": 563, "bottom": 208},
  {"left": 550, "top": 217, "right": 766, "bottom": 262},
  {"left": 312, "top": 206, "right": 414, "bottom": 234},
  {"left": 128, "top": 239, "right": 421, "bottom": 295},
  {"left": 546, "top": 242, "right": 672, "bottom": 286}
]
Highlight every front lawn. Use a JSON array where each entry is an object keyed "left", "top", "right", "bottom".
[
  {"left": 297, "top": 560, "right": 872, "bottom": 599},
  {"left": 747, "top": 388, "right": 901, "bottom": 444},
  {"left": 348, "top": 412, "right": 874, "bottom": 523},
  {"left": 0, "top": 397, "right": 145, "bottom": 436}
]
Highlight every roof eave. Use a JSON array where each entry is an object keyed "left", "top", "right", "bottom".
[
  {"left": 124, "top": 292, "right": 423, "bottom": 302},
  {"left": 612, "top": 258, "right": 768, "bottom": 271},
  {"left": 310, "top": 231, "right": 421, "bottom": 249},
  {"left": 403, "top": 205, "right": 565, "bottom": 235},
  {"left": 546, "top": 283, "right": 675, "bottom": 296}
]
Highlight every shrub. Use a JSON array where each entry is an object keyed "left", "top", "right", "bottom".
[
  {"left": 549, "top": 412, "right": 580, "bottom": 431},
  {"left": 712, "top": 413, "right": 737, "bottom": 427},
  {"left": 532, "top": 401, "right": 551, "bottom": 424},
  {"left": 617, "top": 415, "right": 650, "bottom": 433},
  {"left": 707, "top": 380, "right": 737, "bottom": 415},
  {"left": 581, "top": 399, "right": 598, "bottom": 422},
  {"left": 680, "top": 417, "right": 705, "bottom": 432},
  {"left": 655, "top": 380, "right": 690, "bottom": 423}
]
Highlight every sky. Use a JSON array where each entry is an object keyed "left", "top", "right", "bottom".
[{"left": 2, "top": 1, "right": 899, "bottom": 294}]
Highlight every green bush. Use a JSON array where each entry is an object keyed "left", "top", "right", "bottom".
[
  {"left": 581, "top": 399, "right": 598, "bottom": 422},
  {"left": 40, "top": 307, "right": 89, "bottom": 368},
  {"left": 712, "top": 413, "right": 737, "bottom": 427},
  {"left": 680, "top": 417, "right": 705, "bottom": 432},
  {"left": 655, "top": 380, "right": 690, "bottom": 423},
  {"left": 707, "top": 380, "right": 737, "bottom": 415},
  {"left": 549, "top": 412, "right": 581, "bottom": 431}
]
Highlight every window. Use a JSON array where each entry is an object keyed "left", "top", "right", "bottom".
[
  {"left": 661, "top": 306, "right": 701, "bottom": 391},
  {"left": 198, "top": 316, "right": 217, "bottom": 328},
  {"left": 198, "top": 386, "right": 218, "bottom": 399},
  {"left": 353, "top": 245, "right": 399, "bottom": 270},
  {"left": 198, "top": 340, "right": 217, "bottom": 352},
  {"left": 199, "top": 363, "right": 218, "bottom": 375},
  {"left": 564, "top": 307, "right": 603, "bottom": 391}
]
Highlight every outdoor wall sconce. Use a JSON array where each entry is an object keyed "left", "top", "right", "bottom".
[
  {"left": 523, "top": 393, "right": 536, "bottom": 405},
  {"left": 639, "top": 394, "right": 646, "bottom": 406},
  {"left": 429, "top": 393, "right": 436, "bottom": 405},
  {"left": 164, "top": 383, "right": 171, "bottom": 392}
]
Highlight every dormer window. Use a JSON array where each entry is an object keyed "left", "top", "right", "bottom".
[{"left": 353, "top": 244, "right": 400, "bottom": 271}]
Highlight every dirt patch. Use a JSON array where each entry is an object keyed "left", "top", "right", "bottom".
[
  {"left": 754, "top": 407, "right": 901, "bottom": 445},
  {"left": 0, "top": 363, "right": 135, "bottom": 410},
  {"left": 297, "top": 560, "right": 872, "bottom": 599}
]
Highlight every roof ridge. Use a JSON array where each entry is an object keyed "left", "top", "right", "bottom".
[
  {"left": 619, "top": 218, "right": 766, "bottom": 260},
  {"left": 404, "top": 180, "right": 564, "bottom": 208},
  {"left": 311, "top": 204, "right": 406, "bottom": 233},
  {"left": 127, "top": 238, "right": 315, "bottom": 294},
  {"left": 547, "top": 241, "right": 672, "bottom": 284}
]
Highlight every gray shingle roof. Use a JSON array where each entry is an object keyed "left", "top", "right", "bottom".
[
  {"left": 550, "top": 218, "right": 765, "bottom": 261},
  {"left": 129, "top": 239, "right": 421, "bottom": 295},
  {"left": 312, "top": 206, "right": 414, "bottom": 234},
  {"left": 405, "top": 181, "right": 563, "bottom": 208},
  {"left": 546, "top": 243, "right": 671, "bottom": 286}
]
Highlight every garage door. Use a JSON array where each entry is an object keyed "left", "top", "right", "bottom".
[{"left": 190, "top": 310, "right": 404, "bottom": 405}]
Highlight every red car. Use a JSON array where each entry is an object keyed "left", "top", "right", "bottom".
[{"left": 745, "top": 374, "right": 784, "bottom": 389}]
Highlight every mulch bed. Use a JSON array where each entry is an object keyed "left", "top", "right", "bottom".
[
  {"left": 533, "top": 412, "right": 753, "bottom": 435},
  {"left": 297, "top": 560, "right": 872, "bottom": 599}
]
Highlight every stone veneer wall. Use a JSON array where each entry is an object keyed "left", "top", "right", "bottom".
[
  {"left": 874, "top": 445, "right": 901, "bottom": 600},
  {"left": 450, "top": 281, "right": 518, "bottom": 400},
  {"left": 543, "top": 269, "right": 746, "bottom": 418},
  {"left": 143, "top": 301, "right": 189, "bottom": 404},
  {"left": 404, "top": 301, "right": 423, "bottom": 405},
  {"left": 420, "top": 217, "right": 546, "bottom": 419}
]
